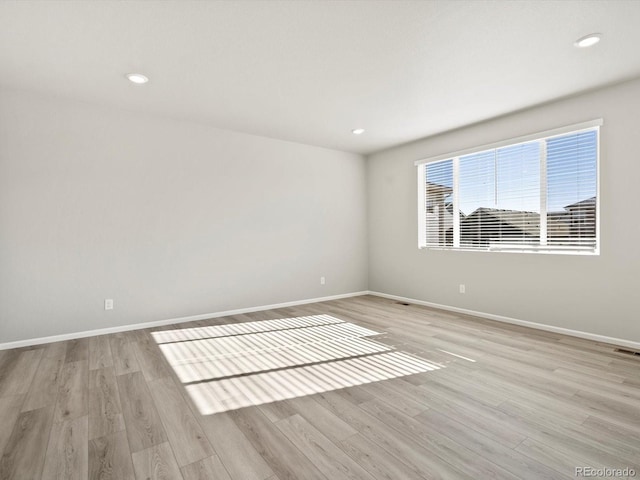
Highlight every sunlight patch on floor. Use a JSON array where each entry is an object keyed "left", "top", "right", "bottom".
[
  {"left": 152, "top": 314, "right": 344, "bottom": 344},
  {"left": 437, "top": 349, "right": 476, "bottom": 362},
  {"left": 153, "top": 314, "right": 443, "bottom": 415}
]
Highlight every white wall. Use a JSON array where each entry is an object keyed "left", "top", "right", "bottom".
[
  {"left": 368, "top": 78, "right": 640, "bottom": 343},
  {"left": 4, "top": 77, "right": 639, "bottom": 346},
  {"left": 0, "top": 88, "right": 367, "bottom": 343}
]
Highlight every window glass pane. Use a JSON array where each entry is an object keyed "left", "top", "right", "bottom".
[
  {"left": 458, "top": 150, "right": 495, "bottom": 247},
  {"left": 425, "top": 160, "right": 453, "bottom": 246},
  {"left": 496, "top": 143, "right": 540, "bottom": 213},
  {"left": 419, "top": 125, "right": 598, "bottom": 254},
  {"left": 458, "top": 142, "right": 540, "bottom": 248},
  {"left": 546, "top": 130, "right": 597, "bottom": 247}
]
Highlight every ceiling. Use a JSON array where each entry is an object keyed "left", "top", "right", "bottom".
[{"left": 2, "top": 1, "right": 640, "bottom": 155}]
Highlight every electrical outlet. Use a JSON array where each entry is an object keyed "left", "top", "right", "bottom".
[
  {"left": 320, "top": 276, "right": 326, "bottom": 285},
  {"left": 105, "top": 299, "right": 114, "bottom": 310},
  {"left": 459, "top": 284, "right": 465, "bottom": 294}
]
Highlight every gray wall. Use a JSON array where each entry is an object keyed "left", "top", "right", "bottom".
[
  {"left": 368, "top": 78, "right": 640, "bottom": 343},
  {"left": 4, "top": 78, "right": 639, "bottom": 345},
  {"left": 0, "top": 88, "right": 367, "bottom": 343}
]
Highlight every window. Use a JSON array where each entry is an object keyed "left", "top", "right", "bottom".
[{"left": 416, "top": 120, "right": 600, "bottom": 254}]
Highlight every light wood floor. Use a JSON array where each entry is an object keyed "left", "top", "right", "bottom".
[{"left": 1, "top": 295, "right": 639, "bottom": 480}]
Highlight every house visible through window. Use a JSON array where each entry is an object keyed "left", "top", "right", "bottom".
[{"left": 417, "top": 120, "right": 600, "bottom": 254}]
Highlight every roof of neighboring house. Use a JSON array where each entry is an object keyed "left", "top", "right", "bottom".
[
  {"left": 460, "top": 207, "right": 569, "bottom": 237},
  {"left": 565, "top": 196, "right": 596, "bottom": 209},
  {"left": 444, "top": 201, "right": 464, "bottom": 216},
  {"left": 426, "top": 182, "right": 453, "bottom": 195},
  {"left": 463, "top": 208, "right": 541, "bottom": 236}
]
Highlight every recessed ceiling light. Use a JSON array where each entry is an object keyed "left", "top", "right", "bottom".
[
  {"left": 352, "top": 128, "right": 365, "bottom": 135},
  {"left": 574, "top": 33, "right": 602, "bottom": 48},
  {"left": 126, "top": 73, "right": 149, "bottom": 84}
]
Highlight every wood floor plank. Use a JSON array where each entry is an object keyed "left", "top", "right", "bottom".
[
  {"left": 552, "top": 367, "right": 640, "bottom": 402},
  {"left": 422, "top": 369, "right": 506, "bottom": 407},
  {"left": 415, "top": 409, "right": 571, "bottom": 479},
  {"left": 0, "top": 296, "right": 638, "bottom": 480},
  {"left": 0, "top": 405, "right": 54, "bottom": 480},
  {"left": 496, "top": 400, "right": 640, "bottom": 472},
  {"left": 21, "top": 355, "right": 64, "bottom": 412},
  {"left": 133, "top": 336, "right": 174, "bottom": 382},
  {"left": 582, "top": 415, "right": 640, "bottom": 450},
  {"left": 89, "top": 335, "right": 113, "bottom": 370},
  {"left": 478, "top": 361, "right": 584, "bottom": 404},
  {"left": 117, "top": 371, "right": 167, "bottom": 453},
  {"left": 257, "top": 400, "right": 297, "bottom": 423},
  {"left": 110, "top": 335, "right": 140, "bottom": 376},
  {"left": 42, "top": 341, "right": 68, "bottom": 362},
  {"left": 0, "top": 395, "right": 25, "bottom": 457},
  {"left": 515, "top": 438, "right": 600, "bottom": 478},
  {"left": 0, "top": 349, "right": 44, "bottom": 397},
  {"left": 89, "top": 367, "right": 125, "bottom": 439},
  {"left": 386, "top": 377, "right": 528, "bottom": 448},
  {"left": 131, "top": 442, "right": 183, "bottom": 480},
  {"left": 339, "top": 433, "right": 434, "bottom": 480},
  {"left": 147, "top": 376, "right": 212, "bottom": 467},
  {"left": 88, "top": 430, "right": 135, "bottom": 480},
  {"left": 572, "top": 388, "right": 640, "bottom": 427},
  {"left": 471, "top": 368, "right": 592, "bottom": 424},
  {"left": 312, "top": 390, "right": 471, "bottom": 479},
  {"left": 287, "top": 394, "right": 357, "bottom": 443},
  {"left": 42, "top": 415, "right": 88, "bottom": 480},
  {"left": 180, "top": 455, "right": 231, "bottom": 480},
  {"left": 332, "top": 385, "right": 375, "bottom": 405},
  {"left": 275, "top": 413, "right": 375, "bottom": 480},
  {"left": 357, "top": 396, "right": 520, "bottom": 480},
  {"left": 229, "top": 406, "right": 328, "bottom": 480},
  {"left": 358, "top": 380, "right": 428, "bottom": 417},
  {"left": 197, "top": 411, "right": 274, "bottom": 480},
  {"left": 65, "top": 339, "right": 89, "bottom": 363},
  {"left": 55, "top": 360, "right": 89, "bottom": 423}
]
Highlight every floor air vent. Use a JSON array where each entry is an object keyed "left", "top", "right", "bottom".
[{"left": 615, "top": 348, "right": 640, "bottom": 357}]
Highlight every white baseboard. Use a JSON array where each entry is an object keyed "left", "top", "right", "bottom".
[
  {"left": 4, "top": 289, "right": 638, "bottom": 352},
  {"left": 0, "top": 291, "right": 369, "bottom": 350},
  {"left": 368, "top": 291, "right": 640, "bottom": 351}
]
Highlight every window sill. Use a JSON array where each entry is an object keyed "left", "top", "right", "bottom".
[{"left": 419, "top": 246, "right": 599, "bottom": 256}]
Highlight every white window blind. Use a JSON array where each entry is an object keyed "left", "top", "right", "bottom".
[{"left": 417, "top": 121, "right": 600, "bottom": 254}]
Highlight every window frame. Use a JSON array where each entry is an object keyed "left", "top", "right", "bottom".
[{"left": 416, "top": 119, "right": 602, "bottom": 255}]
